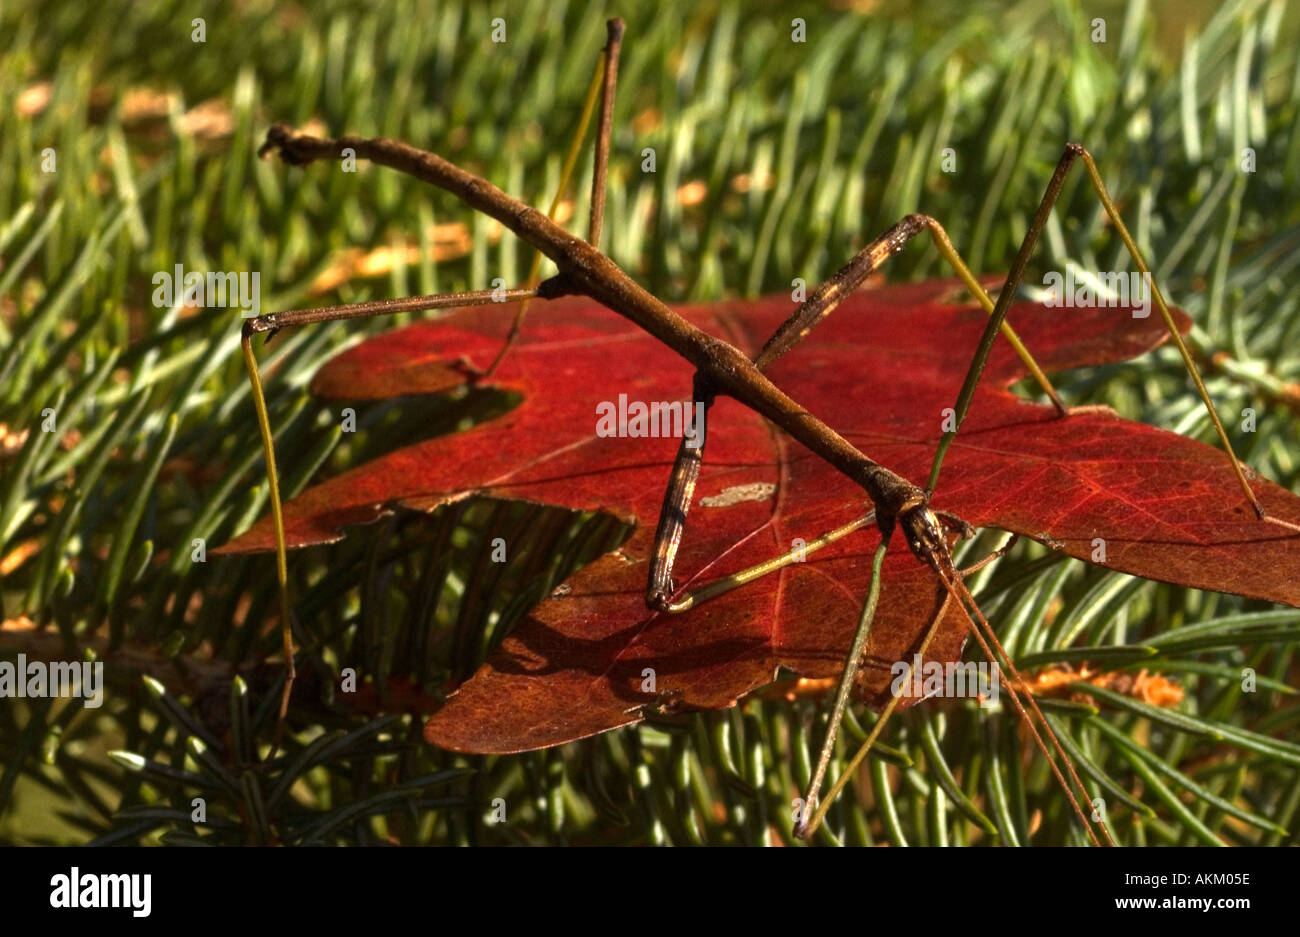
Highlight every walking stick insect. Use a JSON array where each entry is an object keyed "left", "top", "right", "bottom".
[{"left": 241, "top": 18, "right": 1299, "bottom": 844}]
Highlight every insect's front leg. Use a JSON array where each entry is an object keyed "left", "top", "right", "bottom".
[
  {"left": 646, "top": 373, "right": 714, "bottom": 611},
  {"left": 641, "top": 377, "right": 953, "bottom": 615},
  {"left": 644, "top": 216, "right": 985, "bottom": 614}
]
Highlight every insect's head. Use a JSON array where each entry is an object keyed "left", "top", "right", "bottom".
[
  {"left": 899, "top": 503, "right": 948, "bottom": 568},
  {"left": 897, "top": 499, "right": 972, "bottom": 581}
]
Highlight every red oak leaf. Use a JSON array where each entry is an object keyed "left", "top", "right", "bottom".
[{"left": 217, "top": 279, "right": 1300, "bottom": 753}]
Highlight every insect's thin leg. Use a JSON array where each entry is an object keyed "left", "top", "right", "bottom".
[
  {"left": 646, "top": 374, "right": 714, "bottom": 609},
  {"left": 244, "top": 287, "right": 538, "bottom": 339},
  {"left": 586, "top": 18, "right": 624, "bottom": 246},
  {"left": 794, "top": 534, "right": 890, "bottom": 841},
  {"left": 1072, "top": 148, "right": 1300, "bottom": 535},
  {"left": 240, "top": 330, "right": 295, "bottom": 752},
  {"left": 798, "top": 571, "right": 1110, "bottom": 846},
  {"left": 925, "top": 143, "right": 1298, "bottom": 535},
  {"left": 658, "top": 509, "right": 877, "bottom": 613},
  {"left": 927, "top": 146, "right": 1112, "bottom": 495},
  {"left": 797, "top": 585, "right": 954, "bottom": 840},
  {"left": 899, "top": 146, "right": 1162, "bottom": 847},
  {"left": 644, "top": 376, "right": 873, "bottom": 614},
  {"left": 241, "top": 288, "right": 537, "bottom": 748},
  {"left": 753, "top": 216, "right": 1064, "bottom": 414},
  {"left": 795, "top": 530, "right": 1017, "bottom": 838},
  {"left": 483, "top": 18, "right": 625, "bottom": 378}
]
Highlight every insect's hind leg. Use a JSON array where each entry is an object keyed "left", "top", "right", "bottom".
[
  {"left": 484, "top": 18, "right": 626, "bottom": 377},
  {"left": 240, "top": 283, "right": 542, "bottom": 745}
]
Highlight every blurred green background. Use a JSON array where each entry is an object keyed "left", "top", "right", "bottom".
[{"left": 2, "top": 0, "right": 1299, "bottom": 845}]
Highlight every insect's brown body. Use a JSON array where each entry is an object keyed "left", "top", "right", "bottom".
[{"left": 258, "top": 124, "right": 937, "bottom": 537}]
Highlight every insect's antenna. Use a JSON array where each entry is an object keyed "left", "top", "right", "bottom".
[
  {"left": 483, "top": 18, "right": 625, "bottom": 378},
  {"left": 950, "top": 574, "right": 1114, "bottom": 846},
  {"left": 239, "top": 329, "right": 296, "bottom": 751},
  {"left": 798, "top": 557, "right": 1113, "bottom": 846}
]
